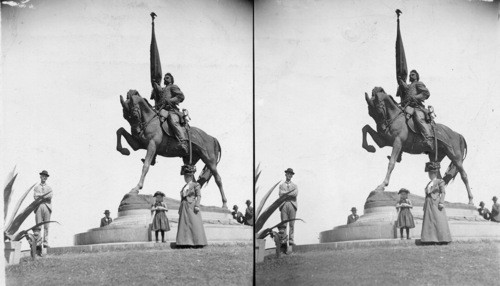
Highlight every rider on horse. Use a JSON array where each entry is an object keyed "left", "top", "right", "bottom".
[
  {"left": 396, "top": 69, "right": 433, "bottom": 150},
  {"left": 151, "top": 72, "right": 189, "bottom": 154}
]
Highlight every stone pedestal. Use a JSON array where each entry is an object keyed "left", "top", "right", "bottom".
[
  {"left": 320, "top": 191, "right": 500, "bottom": 243},
  {"left": 74, "top": 194, "right": 252, "bottom": 245}
]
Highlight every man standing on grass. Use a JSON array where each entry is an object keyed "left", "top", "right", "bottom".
[
  {"left": 491, "top": 196, "right": 500, "bottom": 222},
  {"left": 33, "top": 170, "right": 53, "bottom": 249},
  {"left": 279, "top": 168, "right": 298, "bottom": 245}
]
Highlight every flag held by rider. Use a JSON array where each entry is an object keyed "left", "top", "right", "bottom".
[
  {"left": 150, "top": 12, "right": 162, "bottom": 85},
  {"left": 395, "top": 9, "right": 407, "bottom": 83}
]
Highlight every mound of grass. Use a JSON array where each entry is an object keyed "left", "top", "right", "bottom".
[
  {"left": 256, "top": 241, "right": 499, "bottom": 285},
  {"left": 7, "top": 245, "right": 252, "bottom": 286}
]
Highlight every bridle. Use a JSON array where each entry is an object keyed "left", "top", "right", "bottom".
[{"left": 374, "top": 95, "right": 406, "bottom": 133}]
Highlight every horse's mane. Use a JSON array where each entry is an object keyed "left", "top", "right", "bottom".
[{"left": 128, "top": 89, "right": 154, "bottom": 109}]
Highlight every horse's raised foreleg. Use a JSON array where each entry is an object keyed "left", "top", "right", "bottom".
[
  {"left": 116, "top": 127, "right": 142, "bottom": 156},
  {"left": 375, "top": 138, "right": 402, "bottom": 192},
  {"left": 362, "top": 125, "right": 387, "bottom": 153},
  {"left": 130, "top": 140, "right": 157, "bottom": 194}
]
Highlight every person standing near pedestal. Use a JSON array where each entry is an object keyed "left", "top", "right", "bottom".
[
  {"left": 491, "top": 196, "right": 500, "bottom": 222},
  {"left": 33, "top": 170, "right": 53, "bottom": 249},
  {"left": 421, "top": 162, "right": 451, "bottom": 244},
  {"left": 244, "top": 200, "right": 254, "bottom": 226},
  {"left": 279, "top": 168, "right": 298, "bottom": 245}
]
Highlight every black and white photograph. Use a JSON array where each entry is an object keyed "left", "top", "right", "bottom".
[
  {"left": 2, "top": 0, "right": 253, "bottom": 285},
  {"left": 2, "top": 0, "right": 500, "bottom": 285},
  {"left": 255, "top": 0, "right": 500, "bottom": 285}
]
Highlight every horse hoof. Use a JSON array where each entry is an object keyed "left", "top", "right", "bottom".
[
  {"left": 221, "top": 203, "right": 228, "bottom": 209},
  {"left": 120, "top": 148, "right": 130, "bottom": 156},
  {"left": 468, "top": 200, "right": 474, "bottom": 205},
  {"left": 366, "top": 146, "right": 376, "bottom": 153}
]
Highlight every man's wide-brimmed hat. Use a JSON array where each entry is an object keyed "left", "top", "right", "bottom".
[
  {"left": 39, "top": 170, "right": 50, "bottom": 177},
  {"left": 104, "top": 210, "right": 110, "bottom": 214},
  {"left": 153, "top": 191, "right": 165, "bottom": 197},
  {"left": 398, "top": 188, "right": 410, "bottom": 194},
  {"left": 424, "top": 161, "right": 441, "bottom": 172},
  {"left": 284, "top": 168, "right": 295, "bottom": 175},
  {"left": 180, "top": 164, "right": 197, "bottom": 175},
  {"left": 351, "top": 207, "right": 357, "bottom": 212}
]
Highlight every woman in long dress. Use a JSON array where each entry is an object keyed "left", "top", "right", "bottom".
[
  {"left": 176, "top": 165, "right": 208, "bottom": 247},
  {"left": 421, "top": 162, "right": 452, "bottom": 244}
]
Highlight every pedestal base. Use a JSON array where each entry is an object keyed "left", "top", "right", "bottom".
[
  {"left": 74, "top": 194, "right": 252, "bottom": 245},
  {"left": 320, "top": 191, "right": 500, "bottom": 243}
]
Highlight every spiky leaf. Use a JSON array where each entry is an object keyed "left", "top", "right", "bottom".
[
  {"left": 11, "top": 220, "right": 59, "bottom": 241},
  {"left": 4, "top": 172, "right": 18, "bottom": 221},
  {"left": 4, "top": 183, "right": 37, "bottom": 228},
  {"left": 255, "top": 190, "right": 294, "bottom": 234},
  {"left": 5, "top": 192, "right": 50, "bottom": 236},
  {"left": 255, "top": 181, "right": 280, "bottom": 219},
  {"left": 257, "top": 218, "right": 304, "bottom": 239}
]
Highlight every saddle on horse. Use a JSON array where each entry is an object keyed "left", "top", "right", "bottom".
[{"left": 403, "top": 105, "right": 435, "bottom": 151}]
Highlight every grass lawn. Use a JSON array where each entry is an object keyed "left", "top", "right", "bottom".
[
  {"left": 6, "top": 244, "right": 252, "bottom": 286},
  {"left": 256, "top": 241, "right": 500, "bottom": 285}
]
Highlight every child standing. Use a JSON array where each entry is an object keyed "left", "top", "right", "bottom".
[
  {"left": 152, "top": 191, "right": 170, "bottom": 242},
  {"left": 396, "top": 188, "right": 415, "bottom": 239}
]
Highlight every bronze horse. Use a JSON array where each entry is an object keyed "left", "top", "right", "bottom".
[
  {"left": 116, "top": 89, "right": 227, "bottom": 208},
  {"left": 362, "top": 87, "right": 473, "bottom": 204}
]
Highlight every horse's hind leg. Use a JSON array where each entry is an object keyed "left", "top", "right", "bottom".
[
  {"left": 199, "top": 153, "right": 227, "bottom": 209},
  {"left": 455, "top": 159, "right": 473, "bottom": 205}
]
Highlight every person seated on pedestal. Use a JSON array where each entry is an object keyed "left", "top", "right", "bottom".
[
  {"left": 243, "top": 200, "right": 254, "bottom": 226},
  {"left": 100, "top": 210, "right": 113, "bottom": 227},
  {"left": 491, "top": 196, "right": 500, "bottom": 222},
  {"left": 347, "top": 207, "right": 359, "bottom": 224},
  {"left": 477, "top": 201, "right": 491, "bottom": 220},
  {"left": 231, "top": 205, "right": 244, "bottom": 224}
]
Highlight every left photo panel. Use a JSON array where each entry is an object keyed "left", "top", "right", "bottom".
[{"left": 1, "top": 0, "right": 254, "bottom": 284}]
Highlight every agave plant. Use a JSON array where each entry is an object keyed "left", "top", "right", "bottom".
[
  {"left": 254, "top": 163, "right": 303, "bottom": 240},
  {"left": 4, "top": 167, "right": 57, "bottom": 257}
]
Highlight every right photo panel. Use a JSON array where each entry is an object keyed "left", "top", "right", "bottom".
[{"left": 255, "top": 0, "right": 500, "bottom": 284}]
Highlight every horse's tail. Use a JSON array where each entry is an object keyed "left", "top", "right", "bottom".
[
  {"left": 443, "top": 134, "right": 467, "bottom": 184},
  {"left": 197, "top": 137, "right": 221, "bottom": 187}
]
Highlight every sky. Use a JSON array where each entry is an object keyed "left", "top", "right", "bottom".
[
  {"left": 1, "top": 0, "right": 252, "bottom": 248},
  {"left": 255, "top": 0, "right": 500, "bottom": 247}
]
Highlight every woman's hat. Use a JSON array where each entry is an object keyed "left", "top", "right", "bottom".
[
  {"left": 153, "top": 191, "right": 165, "bottom": 197},
  {"left": 180, "top": 164, "right": 197, "bottom": 175},
  {"left": 398, "top": 188, "right": 410, "bottom": 194},
  {"left": 104, "top": 210, "right": 110, "bottom": 214},
  {"left": 39, "top": 170, "right": 50, "bottom": 177},
  {"left": 424, "top": 161, "right": 441, "bottom": 172},
  {"left": 284, "top": 168, "right": 295, "bottom": 175}
]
